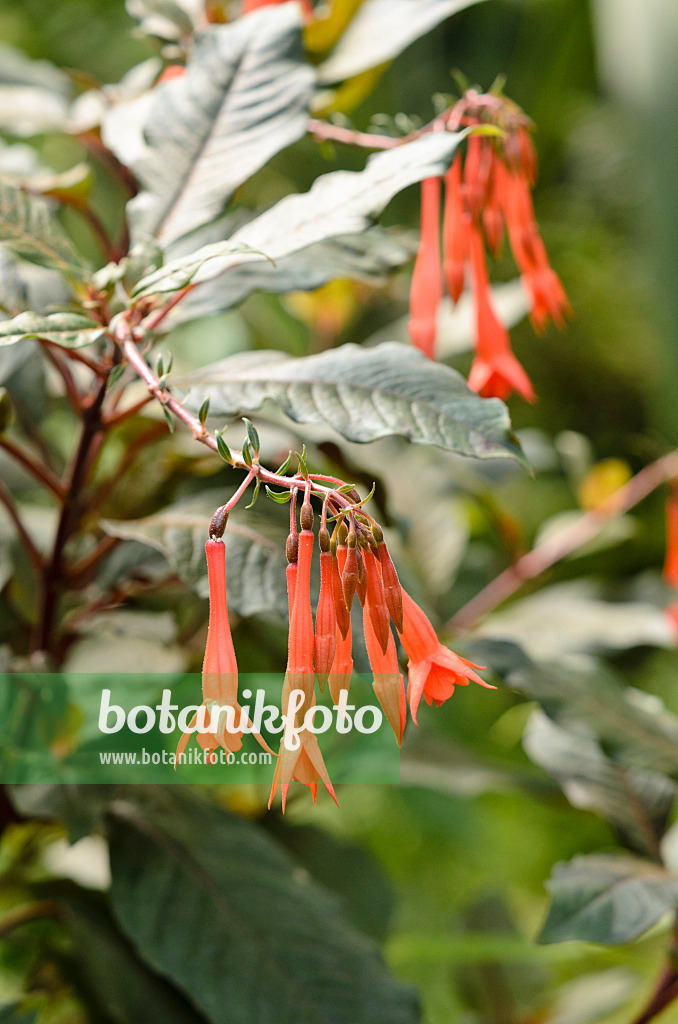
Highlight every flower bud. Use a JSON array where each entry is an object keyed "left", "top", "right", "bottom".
[
  {"left": 209, "top": 505, "right": 229, "bottom": 539},
  {"left": 286, "top": 533, "right": 299, "bottom": 564},
  {"left": 314, "top": 550, "right": 337, "bottom": 692},
  {"left": 376, "top": 541, "right": 404, "bottom": 633},
  {"left": 342, "top": 529, "right": 359, "bottom": 609},
  {"left": 300, "top": 501, "right": 314, "bottom": 532}
]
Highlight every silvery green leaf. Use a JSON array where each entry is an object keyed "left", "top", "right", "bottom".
[
  {"left": 131, "top": 241, "right": 268, "bottom": 299},
  {"left": 318, "top": 0, "right": 486, "bottom": 84},
  {"left": 0, "top": 180, "right": 87, "bottom": 276},
  {"left": 0, "top": 311, "right": 104, "bottom": 349},
  {"left": 128, "top": 5, "right": 315, "bottom": 247},
  {"left": 173, "top": 341, "right": 525, "bottom": 463}
]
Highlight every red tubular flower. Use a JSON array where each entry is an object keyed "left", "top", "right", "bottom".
[
  {"left": 342, "top": 529, "right": 359, "bottom": 610},
  {"left": 362, "top": 595, "right": 405, "bottom": 745},
  {"left": 467, "top": 226, "right": 536, "bottom": 402},
  {"left": 499, "top": 166, "right": 570, "bottom": 332},
  {"left": 397, "top": 588, "right": 493, "bottom": 724},
  {"left": 331, "top": 548, "right": 350, "bottom": 639},
  {"left": 442, "top": 157, "right": 467, "bottom": 304},
  {"left": 328, "top": 542, "right": 353, "bottom": 702},
  {"left": 363, "top": 549, "right": 390, "bottom": 654},
  {"left": 176, "top": 540, "right": 272, "bottom": 763},
  {"left": 664, "top": 492, "right": 678, "bottom": 588},
  {"left": 269, "top": 519, "right": 337, "bottom": 810},
  {"left": 314, "top": 545, "right": 337, "bottom": 692},
  {"left": 409, "top": 176, "right": 443, "bottom": 358}
]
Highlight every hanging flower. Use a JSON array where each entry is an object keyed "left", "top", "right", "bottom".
[
  {"left": 467, "top": 226, "right": 536, "bottom": 402},
  {"left": 269, "top": 503, "right": 338, "bottom": 810},
  {"left": 408, "top": 176, "right": 443, "bottom": 359},
  {"left": 176, "top": 539, "right": 272, "bottom": 764},
  {"left": 397, "top": 589, "right": 493, "bottom": 723}
]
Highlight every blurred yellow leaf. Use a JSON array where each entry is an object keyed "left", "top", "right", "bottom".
[
  {"left": 578, "top": 458, "right": 632, "bottom": 511},
  {"left": 304, "top": 0, "right": 364, "bottom": 54},
  {"left": 285, "top": 278, "right": 363, "bottom": 339},
  {"left": 313, "top": 63, "right": 389, "bottom": 115}
]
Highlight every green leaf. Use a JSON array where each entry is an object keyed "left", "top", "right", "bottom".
[
  {"left": 538, "top": 854, "right": 678, "bottom": 945},
  {"left": 0, "top": 180, "right": 87, "bottom": 276},
  {"left": 224, "top": 131, "right": 469, "bottom": 274},
  {"left": 216, "top": 431, "right": 234, "bottom": 465},
  {"left": 266, "top": 486, "right": 293, "bottom": 504},
  {"left": 128, "top": 5, "right": 315, "bottom": 247},
  {"left": 0, "top": 1005, "right": 39, "bottom": 1024},
  {"left": 318, "top": 0, "right": 485, "bottom": 83},
  {"left": 265, "top": 822, "right": 395, "bottom": 943},
  {"left": 173, "top": 342, "right": 524, "bottom": 463},
  {"left": 125, "top": 0, "right": 197, "bottom": 42},
  {"left": 131, "top": 241, "right": 268, "bottom": 299},
  {"left": 106, "top": 789, "right": 421, "bottom": 1024},
  {"left": 242, "top": 417, "right": 260, "bottom": 453},
  {"left": 163, "top": 227, "right": 417, "bottom": 326},
  {"left": 504, "top": 659, "right": 678, "bottom": 778},
  {"left": 0, "top": 311, "right": 104, "bottom": 349},
  {"left": 101, "top": 493, "right": 289, "bottom": 620},
  {"left": 57, "top": 888, "right": 208, "bottom": 1024},
  {"left": 523, "top": 709, "right": 675, "bottom": 857}
]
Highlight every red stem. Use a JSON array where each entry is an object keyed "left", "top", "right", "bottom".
[{"left": 449, "top": 450, "right": 678, "bottom": 632}]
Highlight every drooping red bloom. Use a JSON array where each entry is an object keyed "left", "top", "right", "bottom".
[
  {"left": 176, "top": 540, "right": 272, "bottom": 763},
  {"left": 363, "top": 549, "right": 390, "bottom": 654},
  {"left": 314, "top": 541, "right": 338, "bottom": 692},
  {"left": 328, "top": 541, "right": 353, "bottom": 703},
  {"left": 408, "top": 176, "right": 443, "bottom": 358},
  {"left": 497, "top": 164, "right": 570, "bottom": 332},
  {"left": 269, "top": 520, "right": 337, "bottom": 811},
  {"left": 442, "top": 156, "right": 467, "bottom": 303},
  {"left": 362, "top": 559, "right": 405, "bottom": 745},
  {"left": 467, "top": 225, "right": 536, "bottom": 402},
  {"left": 397, "top": 588, "right": 493, "bottom": 723},
  {"left": 664, "top": 492, "right": 678, "bottom": 589}
]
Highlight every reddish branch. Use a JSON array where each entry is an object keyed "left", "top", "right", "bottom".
[{"left": 450, "top": 450, "right": 678, "bottom": 632}]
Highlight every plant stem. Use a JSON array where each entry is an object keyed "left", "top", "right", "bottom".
[
  {"left": 0, "top": 437, "right": 65, "bottom": 499},
  {"left": 0, "top": 479, "right": 42, "bottom": 573},
  {"left": 307, "top": 118, "right": 401, "bottom": 150},
  {"left": 118, "top": 327, "right": 360, "bottom": 516},
  {"left": 143, "top": 285, "right": 195, "bottom": 333},
  {"left": 449, "top": 450, "right": 678, "bottom": 632},
  {"left": 36, "top": 378, "right": 108, "bottom": 653},
  {"left": 628, "top": 917, "right": 678, "bottom": 1024},
  {"left": 0, "top": 901, "right": 61, "bottom": 939}
]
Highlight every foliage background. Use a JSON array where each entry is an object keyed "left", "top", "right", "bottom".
[{"left": 1, "top": 1, "right": 678, "bottom": 1023}]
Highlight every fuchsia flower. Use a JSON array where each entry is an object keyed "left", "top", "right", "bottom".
[
  {"left": 408, "top": 176, "right": 443, "bottom": 359},
  {"left": 176, "top": 539, "right": 272, "bottom": 763},
  {"left": 269, "top": 510, "right": 338, "bottom": 811},
  {"left": 397, "top": 589, "right": 493, "bottom": 723}
]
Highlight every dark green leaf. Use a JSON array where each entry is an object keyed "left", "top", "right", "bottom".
[
  {"left": 128, "top": 5, "right": 315, "bottom": 246},
  {"left": 198, "top": 396, "right": 210, "bottom": 427},
  {"left": 245, "top": 478, "right": 260, "bottom": 509},
  {"left": 106, "top": 789, "right": 421, "bottom": 1024},
  {"left": 265, "top": 486, "right": 293, "bottom": 504},
  {"left": 539, "top": 854, "right": 678, "bottom": 945},
  {"left": 58, "top": 888, "right": 208, "bottom": 1024},
  {"left": 101, "top": 493, "right": 288, "bottom": 620},
  {"left": 523, "top": 709, "right": 675, "bottom": 857},
  {"left": 216, "top": 431, "right": 234, "bottom": 465},
  {"left": 242, "top": 417, "right": 260, "bottom": 454},
  {"left": 508, "top": 661, "right": 678, "bottom": 777},
  {"left": 0, "top": 1004, "right": 39, "bottom": 1024},
  {"left": 265, "top": 822, "right": 395, "bottom": 943},
  {"left": 174, "top": 342, "right": 524, "bottom": 463},
  {"left": 0, "top": 180, "right": 87, "bottom": 276},
  {"left": 0, "top": 311, "right": 103, "bottom": 349},
  {"left": 318, "top": 0, "right": 485, "bottom": 83}
]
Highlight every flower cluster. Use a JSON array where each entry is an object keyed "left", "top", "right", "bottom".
[
  {"left": 178, "top": 485, "right": 492, "bottom": 809},
  {"left": 409, "top": 88, "right": 571, "bottom": 401},
  {"left": 664, "top": 490, "right": 678, "bottom": 632}
]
